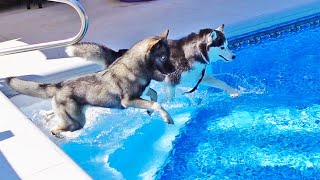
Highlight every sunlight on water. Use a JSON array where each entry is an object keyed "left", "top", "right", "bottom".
[
  {"left": 209, "top": 105, "right": 320, "bottom": 168},
  {"left": 159, "top": 104, "right": 320, "bottom": 179}
]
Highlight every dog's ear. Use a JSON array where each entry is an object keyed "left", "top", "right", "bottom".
[
  {"left": 211, "top": 24, "right": 224, "bottom": 40},
  {"left": 215, "top": 24, "right": 224, "bottom": 32},
  {"left": 158, "top": 29, "right": 169, "bottom": 40},
  {"left": 147, "top": 29, "right": 169, "bottom": 52},
  {"left": 147, "top": 39, "right": 163, "bottom": 52},
  {"left": 210, "top": 30, "right": 218, "bottom": 40}
]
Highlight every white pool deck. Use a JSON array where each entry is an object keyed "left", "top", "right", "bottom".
[{"left": 0, "top": 0, "right": 320, "bottom": 179}]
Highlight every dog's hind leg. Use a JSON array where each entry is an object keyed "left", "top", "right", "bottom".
[
  {"left": 121, "top": 98, "right": 174, "bottom": 124},
  {"left": 51, "top": 97, "right": 83, "bottom": 138},
  {"left": 146, "top": 88, "right": 157, "bottom": 115}
]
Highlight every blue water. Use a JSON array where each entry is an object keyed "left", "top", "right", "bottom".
[
  {"left": 56, "top": 24, "right": 320, "bottom": 179},
  {"left": 157, "top": 25, "right": 320, "bottom": 179}
]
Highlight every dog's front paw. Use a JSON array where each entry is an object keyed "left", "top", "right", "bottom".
[
  {"left": 228, "top": 89, "right": 240, "bottom": 98},
  {"left": 230, "top": 92, "right": 240, "bottom": 98},
  {"left": 51, "top": 130, "right": 65, "bottom": 139},
  {"left": 157, "top": 105, "right": 174, "bottom": 125},
  {"left": 165, "top": 115, "right": 174, "bottom": 125}
]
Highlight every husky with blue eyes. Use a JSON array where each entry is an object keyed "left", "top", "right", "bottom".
[
  {"left": 66, "top": 24, "right": 239, "bottom": 101},
  {"left": 164, "top": 24, "right": 238, "bottom": 100}
]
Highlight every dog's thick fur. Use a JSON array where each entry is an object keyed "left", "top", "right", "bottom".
[
  {"left": 66, "top": 42, "right": 127, "bottom": 68},
  {"left": 6, "top": 30, "right": 175, "bottom": 138},
  {"left": 66, "top": 24, "right": 239, "bottom": 100}
]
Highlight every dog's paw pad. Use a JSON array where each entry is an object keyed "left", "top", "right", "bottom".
[
  {"left": 165, "top": 118, "right": 174, "bottom": 125},
  {"left": 51, "top": 131, "right": 64, "bottom": 139},
  {"left": 230, "top": 94, "right": 239, "bottom": 98},
  {"left": 229, "top": 91, "right": 240, "bottom": 98}
]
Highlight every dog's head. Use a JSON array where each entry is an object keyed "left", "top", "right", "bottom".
[
  {"left": 146, "top": 29, "right": 175, "bottom": 74},
  {"left": 199, "top": 24, "right": 236, "bottom": 64}
]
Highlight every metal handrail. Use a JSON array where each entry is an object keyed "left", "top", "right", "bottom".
[{"left": 0, "top": 0, "right": 88, "bottom": 56}]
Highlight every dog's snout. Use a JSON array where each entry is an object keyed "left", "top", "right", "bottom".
[
  {"left": 167, "top": 64, "right": 176, "bottom": 73},
  {"left": 232, "top": 55, "right": 236, "bottom": 59},
  {"left": 170, "top": 65, "right": 176, "bottom": 73},
  {"left": 164, "top": 60, "right": 176, "bottom": 74}
]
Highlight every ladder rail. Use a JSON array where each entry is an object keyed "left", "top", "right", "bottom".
[{"left": 0, "top": 0, "right": 88, "bottom": 56}]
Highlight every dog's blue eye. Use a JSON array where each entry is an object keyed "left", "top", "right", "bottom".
[
  {"left": 160, "top": 56, "right": 167, "bottom": 62},
  {"left": 221, "top": 47, "right": 225, "bottom": 50}
]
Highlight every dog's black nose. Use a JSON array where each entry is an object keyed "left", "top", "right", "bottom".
[{"left": 232, "top": 55, "right": 236, "bottom": 59}]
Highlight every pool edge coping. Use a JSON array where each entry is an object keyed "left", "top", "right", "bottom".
[{"left": 0, "top": 91, "right": 92, "bottom": 179}]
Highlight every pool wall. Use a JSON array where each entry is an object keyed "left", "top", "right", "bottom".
[{"left": 226, "top": 1, "right": 320, "bottom": 39}]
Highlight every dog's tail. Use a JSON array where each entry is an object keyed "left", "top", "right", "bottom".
[
  {"left": 65, "top": 42, "right": 127, "bottom": 68},
  {"left": 6, "top": 77, "right": 60, "bottom": 99}
]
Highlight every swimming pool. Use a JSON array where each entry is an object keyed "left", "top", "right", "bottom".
[
  {"left": 157, "top": 16, "right": 320, "bottom": 179},
  {"left": 20, "top": 14, "right": 320, "bottom": 179}
]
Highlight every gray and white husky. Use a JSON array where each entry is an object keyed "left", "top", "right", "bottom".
[
  {"left": 66, "top": 24, "right": 239, "bottom": 101},
  {"left": 6, "top": 30, "right": 175, "bottom": 138}
]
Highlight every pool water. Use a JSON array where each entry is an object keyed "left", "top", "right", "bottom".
[
  {"left": 157, "top": 24, "right": 320, "bottom": 179},
  {"left": 20, "top": 20, "right": 320, "bottom": 179}
]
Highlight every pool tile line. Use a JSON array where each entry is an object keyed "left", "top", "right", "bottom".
[{"left": 229, "top": 13, "right": 320, "bottom": 50}]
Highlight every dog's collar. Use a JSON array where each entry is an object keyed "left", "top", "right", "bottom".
[
  {"left": 200, "top": 52, "right": 210, "bottom": 64},
  {"left": 199, "top": 43, "right": 210, "bottom": 64},
  {"left": 183, "top": 69, "right": 206, "bottom": 94}
]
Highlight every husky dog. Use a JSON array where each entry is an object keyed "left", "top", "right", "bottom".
[
  {"left": 6, "top": 30, "right": 175, "bottom": 138},
  {"left": 66, "top": 24, "right": 239, "bottom": 100}
]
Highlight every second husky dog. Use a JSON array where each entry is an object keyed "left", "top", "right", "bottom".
[
  {"left": 66, "top": 24, "right": 239, "bottom": 100},
  {"left": 6, "top": 30, "right": 175, "bottom": 137}
]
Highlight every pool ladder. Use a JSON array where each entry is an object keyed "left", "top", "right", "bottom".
[{"left": 0, "top": 0, "right": 89, "bottom": 56}]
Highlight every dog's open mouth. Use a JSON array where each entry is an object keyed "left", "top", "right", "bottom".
[{"left": 219, "top": 55, "right": 229, "bottom": 62}]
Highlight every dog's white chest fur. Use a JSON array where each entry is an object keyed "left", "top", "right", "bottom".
[{"left": 179, "top": 61, "right": 206, "bottom": 87}]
